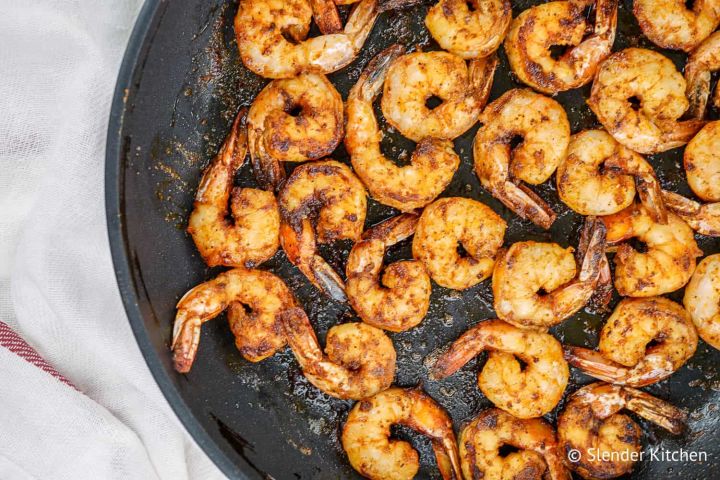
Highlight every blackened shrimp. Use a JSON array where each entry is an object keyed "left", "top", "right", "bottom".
[
  {"left": 634, "top": 0, "right": 720, "bottom": 52},
  {"left": 684, "top": 120, "right": 720, "bottom": 202},
  {"left": 686, "top": 32, "right": 720, "bottom": 119},
  {"left": 684, "top": 254, "right": 720, "bottom": 350}
]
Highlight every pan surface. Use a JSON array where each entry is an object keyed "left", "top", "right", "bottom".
[{"left": 106, "top": 0, "right": 720, "bottom": 478}]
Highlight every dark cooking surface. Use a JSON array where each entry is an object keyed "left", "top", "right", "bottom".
[{"left": 106, "top": 0, "right": 720, "bottom": 478}]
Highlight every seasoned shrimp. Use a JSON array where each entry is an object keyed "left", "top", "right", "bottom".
[
  {"left": 474, "top": 89, "right": 570, "bottom": 229},
  {"left": 684, "top": 254, "right": 720, "bottom": 350},
  {"left": 588, "top": 48, "right": 706, "bottom": 154},
  {"left": 492, "top": 217, "right": 607, "bottom": 329},
  {"left": 247, "top": 73, "right": 343, "bottom": 191},
  {"left": 684, "top": 120, "right": 720, "bottom": 201},
  {"left": 429, "top": 319, "right": 569, "bottom": 418},
  {"left": 634, "top": 0, "right": 720, "bottom": 52},
  {"left": 188, "top": 108, "right": 280, "bottom": 268},
  {"left": 341, "top": 387, "right": 462, "bottom": 480},
  {"left": 380, "top": 51, "right": 497, "bottom": 142},
  {"left": 505, "top": 0, "right": 618, "bottom": 94},
  {"left": 425, "top": 0, "right": 511, "bottom": 59},
  {"left": 459, "top": 408, "right": 571, "bottom": 480},
  {"left": 279, "top": 160, "right": 367, "bottom": 302},
  {"left": 662, "top": 190, "right": 720, "bottom": 236},
  {"left": 172, "top": 268, "right": 296, "bottom": 373},
  {"left": 564, "top": 297, "right": 698, "bottom": 387},
  {"left": 686, "top": 32, "right": 720, "bottom": 118},
  {"left": 412, "top": 197, "right": 506, "bottom": 290},
  {"left": 558, "top": 383, "right": 686, "bottom": 479},
  {"left": 346, "top": 214, "right": 431, "bottom": 332},
  {"left": 557, "top": 129, "right": 667, "bottom": 222},
  {"left": 346, "top": 45, "right": 460, "bottom": 211},
  {"left": 602, "top": 203, "right": 702, "bottom": 297},
  {"left": 235, "top": 0, "right": 378, "bottom": 78}
]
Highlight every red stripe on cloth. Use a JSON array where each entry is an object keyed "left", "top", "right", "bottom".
[{"left": 0, "top": 321, "right": 78, "bottom": 390}]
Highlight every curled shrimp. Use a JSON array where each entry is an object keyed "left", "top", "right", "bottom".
[
  {"left": 634, "top": 0, "right": 720, "bottom": 52},
  {"left": 558, "top": 382, "right": 686, "bottom": 479},
  {"left": 662, "top": 190, "right": 720, "bottom": 236},
  {"left": 380, "top": 50, "right": 497, "bottom": 142},
  {"left": 346, "top": 213, "right": 431, "bottom": 332},
  {"left": 684, "top": 254, "right": 720, "bottom": 350},
  {"left": 459, "top": 408, "right": 571, "bottom": 480},
  {"left": 425, "top": 0, "right": 511, "bottom": 59},
  {"left": 505, "top": 0, "right": 618, "bottom": 94},
  {"left": 474, "top": 89, "right": 570, "bottom": 229},
  {"left": 492, "top": 217, "right": 607, "bottom": 329},
  {"left": 557, "top": 129, "right": 667, "bottom": 222},
  {"left": 341, "top": 387, "right": 462, "bottom": 480},
  {"left": 346, "top": 45, "right": 460, "bottom": 211},
  {"left": 429, "top": 319, "right": 569, "bottom": 419},
  {"left": 686, "top": 32, "right": 720, "bottom": 119},
  {"left": 247, "top": 73, "right": 343, "bottom": 191},
  {"left": 234, "top": 0, "right": 378, "bottom": 79},
  {"left": 278, "top": 160, "right": 367, "bottom": 302},
  {"left": 684, "top": 120, "right": 720, "bottom": 202},
  {"left": 172, "top": 268, "right": 296, "bottom": 373},
  {"left": 602, "top": 203, "right": 703, "bottom": 297},
  {"left": 564, "top": 297, "right": 698, "bottom": 387},
  {"left": 412, "top": 197, "right": 507, "bottom": 290},
  {"left": 188, "top": 108, "right": 280, "bottom": 268},
  {"left": 588, "top": 48, "right": 706, "bottom": 154}
]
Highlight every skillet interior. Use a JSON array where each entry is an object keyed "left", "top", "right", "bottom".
[{"left": 107, "top": 0, "right": 720, "bottom": 478}]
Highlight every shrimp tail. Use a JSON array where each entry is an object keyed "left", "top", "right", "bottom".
[
  {"left": 349, "top": 44, "right": 406, "bottom": 102},
  {"left": 428, "top": 325, "right": 486, "bottom": 380},
  {"left": 310, "top": 0, "right": 342, "bottom": 34},
  {"left": 563, "top": 346, "right": 630, "bottom": 384},
  {"left": 662, "top": 190, "right": 720, "bottom": 238},
  {"left": 249, "top": 135, "right": 286, "bottom": 192},
  {"left": 661, "top": 189, "right": 701, "bottom": 216},
  {"left": 171, "top": 315, "right": 201, "bottom": 374},
  {"left": 623, "top": 387, "right": 686, "bottom": 435},
  {"left": 362, "top": 212, "right": 419, "bottom": 244},
  {"left": 685, "top": 67, "right": 711, "bottom": 120},
  {"left": 468, "top": 54, "right": 498, "bottom": 109},
  {"left": 432, "top": 438, "right": 463, "bottom": 480},
  {"left": 497, "top": 181, "right": 557, "bottom": 229},
  {"left": 308, "top": 255, "right": 348, "bottom": 303},
  {"left": 660, "top": 119, "right": 707, "bottom": 149},
  {"left": 576, "top": 216, "right": 607, "bottom": 283}
]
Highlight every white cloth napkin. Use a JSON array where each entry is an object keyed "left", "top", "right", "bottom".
[{"left": 0, "top": 2, "right": 225, "bottom": 479}]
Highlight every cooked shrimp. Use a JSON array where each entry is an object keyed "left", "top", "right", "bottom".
[
  {"left": 558, "top": 382, "right": 686, "bottom": 479},
  {"left": 662, "top": 190, "right": 720, "bottom": 236},
  {"left": 474, "top": 89, "right": 570, "bottom": 229},
  {"left": 684, "top": 254, "right": 720, "bottom": 350},
  {"left": 634, "top": 0, "right": 720, "bottom": 52},
  {"left": 505, "top": 0, "right": 618, "bottom": 94},
  {"left": 588, "top": 48, "right": 706, "bottom": 154},
  {"left": 346, "top": 45, "right": 460, "bottom": 211},
  {"left": 492, "top": 217, "right": 607, "bottom": 329},
  {"left": 684, "top": 120, "right": 720, "bottom": 201},
  {"left": 557, "top": 129, "right": 667, "bottom": 222},
  {"left": 602, "top": 203, "right": 702, "bottom": 297},
  {"left": 412, "top": 197, "right": 506, "bottom": 290},
  {"left": 278, "top": 160, "right": 367, "bottom": 302},
  {"left": 429, "top": 319, "right": 569, "bottom": 418},
  {"left": 247, "top": 73, "right": 343, "bottom": 191},
  {"left": 380, "top": 51, "right": 496, "bottom": 142},
  {"left": 188, "top": 108, "right": 280, "bottom": 268},
  {"left": 235, "top": 0, "right": 378, "bottom": 78},
  {"left": 172, "top": 268, "right": 296, "bottom": 373},
  {"left": 341, "top": 387, "right": 462, "bottom": 480},
  {"left": 425, "top": 0, "right": 511, "bottom": 59},
  {"left": 686, "top": 32, "right": 720, "bottom": 118},
  {"left": 564, "top": 297, "right": 698, "bottom": 387},
  {"left": 459, "top": 408, "right": 571, "bottom": 480},
  {"left": 346, "top": 214, "right": 431, "bottom": 332}
]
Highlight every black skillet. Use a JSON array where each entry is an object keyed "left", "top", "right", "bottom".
[{"left": 106, "top": 0, "right": 720, "bottom": 478}]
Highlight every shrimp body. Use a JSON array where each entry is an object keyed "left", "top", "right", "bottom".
[
  {"left": 235, "top": 0, "right": 378, "bottom": 78},
  {"left": 685, "top": 120, "right": 720, "bottom": 202},
  {"left": 341, "top": 387, "right": 462, "bottom": 480},
  {"left": 558, "top": 383, "right": 685, "bottom": 479},
  {"left": 603, "top": 204, "right": 702, "bottom": 297},
  {"left": 281, "top": 307, "right": 395, "bottom": 400},
  {"left": 459, "top": 409, "right": 571, "bottom": 480},
  {"left": 684, "top": 254, "right": 720, "bottom": 350},
  {"left": 172, "top": 268, "right": 296, "bottom": 373},
  {"left": 634, "top": 0, "right": 720, "bottom": 52},
  {"left": 430, "top": 320, "right": 569, "bottom": 418},
  {"left": 564, "top": 297, "right": 698, "bottom": 387},
  {"left": 588, "top": 48, "right": 705, "bottom": 154},
  {"left": 247, "top": 73, "right": 343, "bottom": 190},
  {"left": 346, "top": 45, "right": 460, "bottom": 211},
  {"left": 279, "top": 160, "right": 367, "bottom": 302},
  {"left": 474, "top": 89, "right": 570, "bottom": 229},
  {"left": 557, "top": 130, "right": 666, "bottom": 221},
  {"left": 686, "top": 32, "right": 720, "bottom": 119},
  {"left": 425, "top": 0, "right": 511, "bottom": 59},
  {"left": 381, "top": 51, "right": 496, "bottom": 142},
  {"left": 412, "top": 197, "right": 506, "bottom": 290},
  {"left": 347, "top": 214, "right": 431, "bottom": 332},
  {"left": 505, "top": 0, "right": 618, "bottom": 94}
]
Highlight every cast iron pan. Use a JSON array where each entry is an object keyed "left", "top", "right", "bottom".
[{"left": 106, "top": 0, "right": 720, "bottom": 478}]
